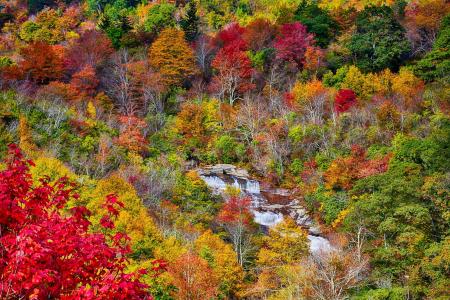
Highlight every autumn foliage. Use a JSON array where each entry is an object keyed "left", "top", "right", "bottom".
[
  {"left": 215, "top": 22, "right": 246, "bottom": 49},
  {"left": 217, "top": 196, "right": 253, "bottom": 225},
  {"left": 168, "top": 251, "right": 219, "bottom": 299},
  {"left": 4, "top": 42, "right": 64, "bottom": 84},
  {"left": 0, "top": 1, "right": 448, "bottom": 299},
  {"left": 70, "top": 65, "right": 99, "bottom": 101},
  {"left": 334, "top": 89, "right": 357, "bottom": 113},
  {"left": 65, "top": 29, "right": 114, "bottom": 73},
  {"left": 0, "top": 145, "right": 156, "bottom": 299},
  {"left": 116, "top": 115, "right": 148, "bottom": 153},
  {"left": 148, "top": 28, "right": 196, "bottom": 87},
  {"left": 274, "top": 22, "right": 314, "bottom": 70},
  {"left": 324, "top": 145, "right": 391, "bottom": 190},
  {"left": 243, "top": 18, "right": 278, "bottom": 51},
  {"left": 211, "top": 41, "right": 254, "bottom": 104}
]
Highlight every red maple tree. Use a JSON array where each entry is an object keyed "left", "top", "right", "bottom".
[
  {"left": 334, "top": 89, "right": 357, "bottom": 113},
  {"left": 0, "top": 145, "right": 160, "bottom": 299},
  {"left": 215, "top": 22, "right": 246, "bottom": 50},
  {"left": 217, "top": 196, "right": 253, "bottom": 226},
  {"left": 274, "top": 22, "right": 314, "bottom": 70},
  {"left": 210, "top": 41, "right": 255, "bottom": 104}
]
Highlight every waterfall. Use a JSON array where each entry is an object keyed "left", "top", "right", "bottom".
[
  {"left": 199, "top": 173, "right": 333, "bottom": 253},
  {"left": 200, "top": 175, "right": 229, "bottom": 192},
  {"left": 308, "top": 235, "right": 332, "bottom": 253},
  {"left": 245, "top": 179, "right": 260, "bottom": 194}
]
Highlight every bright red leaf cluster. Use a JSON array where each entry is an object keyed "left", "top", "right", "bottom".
[
  {"left": 0, "top": 145, "right": 153, "bottom": 300},
  {"left": 334, "top": 89, "right": 357, "bottom": 113},
  {"left": 215, "top": 22, "right": 246, "bottom": 50}
]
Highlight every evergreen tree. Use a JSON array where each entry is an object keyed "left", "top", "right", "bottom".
[{"left": 181, "top": 1, "right": 200, "bottom": 42}]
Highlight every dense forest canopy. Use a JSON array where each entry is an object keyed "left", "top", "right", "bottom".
[{"left": 0, "top": 0, "right": 449, "bottom": 299}]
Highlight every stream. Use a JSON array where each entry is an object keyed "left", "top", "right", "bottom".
[{"left": 196, "top": 164, "right": 332, "bottom": 253}]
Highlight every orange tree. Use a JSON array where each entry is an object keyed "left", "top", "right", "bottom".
[{"left": 148, "top": 28, "right": 197, "bottom": 87}]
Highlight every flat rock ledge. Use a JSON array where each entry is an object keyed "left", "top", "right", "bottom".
[{"left": 196, "top": 164, "right": 250, "bottom": 178}]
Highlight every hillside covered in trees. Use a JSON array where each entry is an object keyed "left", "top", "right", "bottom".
[{"left": 0, "top": 0, "right": 449, "bottom": 299}]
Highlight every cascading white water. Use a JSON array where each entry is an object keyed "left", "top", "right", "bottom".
[
  {"left": 308, "top": 235, "right": 332, "bottom": 253},
  {"left": 199, "top": 173, "right": 333, "bottom": 253},
  {"left": 201, "top": 175, "right": 260, "bottom": 194},
  {"left": 244, "top": 179, "right": 260, "bottom": 194},
  {"left": 200, "top": 175, "right": 230, "bottom": 191},
  {"left": 253, "top": 210, "right": 284, "bottom": 227}
]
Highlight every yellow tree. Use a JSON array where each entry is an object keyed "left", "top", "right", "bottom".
[
  {"left": 291, "top": 79, "right": 333, "bottom": 124},
  {"left": 18, "top": 116, "right": 37, "bottom": 158},
  {"left": 194, "top": 230, "right": 245, "bottom": 297},
  {"left": 84, "top": 175, "right": 162, "bottom": 257},
  {"left": 173, "top": 100, "right": 220, "bottom": 144},
  {"left": 251, "top": 218, "right": 309, "bottom": 298},
  {"left": 148, "top": 28, "right": 197, "bottom": 87},
  {"left": 391, "top": 68, "right": 424, "bottom": 111},
  {"left": 340, "top": 66, "right": 367, "bottom": 99},
  {"left": 258, "top": 218, "right": 309, "bottom": 267}
]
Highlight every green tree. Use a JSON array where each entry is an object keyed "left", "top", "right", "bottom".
[
  {"left": 215, "top": 135, "right": 244, "bottom": 164},
  {"left": 144, "top": 3, "right": 175, "bottom": 35},
  {"left": 348, "top": 6, "right": 411, "bottom": 72},
  {"left": 98, "top": 0, "right": 132, "bottom": 48},
  {"left": 27, "top": 0, "right": 60, "bottom": 13},
  {"left": 346, "top": 116, "right": 450, "bottom": 297},
  {"left": 172, "top": 171, "right": 219, "bottom": 227},
  {"left": 409, "top": 238, "right": 450, "bottom": 299},
  {"left": 414, "top": 15, "right": 450, "bottom": 82},
  {"left": 180, "top": 1, "right": 200, "bottom": 42},
  {"left": 86, "top": 0, "right": 140, "bottom": 12},
  {"left": 294, "top": 0, "right": 338, "bottom": 47}
]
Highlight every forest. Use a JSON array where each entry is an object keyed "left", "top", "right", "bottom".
[{"left": 0, "top": 0, "right": 449, "bottom": 299}]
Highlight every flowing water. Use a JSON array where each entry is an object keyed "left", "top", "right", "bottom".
[{"left": 198, "top": 170, "right": 332, "bottom": 253}]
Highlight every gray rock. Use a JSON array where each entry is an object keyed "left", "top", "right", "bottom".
[
  {"left": 309, "top": 225, "right": 322, "bottom": 235},
  {"left": 261, "top": 204, "right": 285, "bottom": 210},
  {"left": 263, "top": 188, "right": 291, "bottom": 196},
  {"left": 196, "top": 164, "right": 249, "bottom": 178}
]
